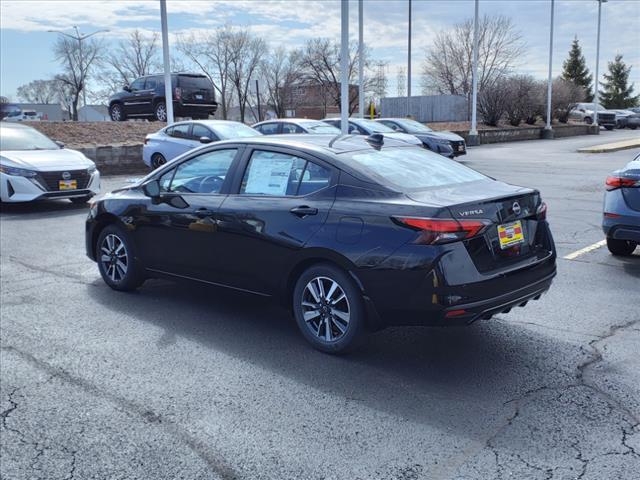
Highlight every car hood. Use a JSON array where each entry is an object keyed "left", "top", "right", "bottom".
[
  {"left": 0, "top": 148, "right": 95, "bottom": 171},
  {"left": 413, "top": 131, "right": 464, "bottom": 142},
  {"left": 382, "top": 132, "right": 422, "bottom": 145}
]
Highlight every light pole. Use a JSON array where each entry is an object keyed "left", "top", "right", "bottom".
[
  {"left": 468, "top": 0, "right": 480, "bottom": 146},
  {"left": 543, "top": 0, "right": 555, "bottom": 139},
  {"left": 358, "top": 0, "right": 364, "bottom": 119},
  {"left": 593, "top": 0, "right": 606, "bottom": 131},
  {"left": 340, "top": 0, "right": 349, "bottom": 134},
  {"left": 47, "top": 27, "right": 109, "bottom": 108},
  {"left": 160, "top": 0, "right": 174, "bottom": 124},
  {"left": 407, "top": 0, "right": 412, "bottom": 117}
]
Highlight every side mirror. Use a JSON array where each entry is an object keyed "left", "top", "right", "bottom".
[
  {"left": 123, "top": 85, "right": 132, "bottom": 92},
  {"left": 199, "top": 136, "right": 213, "bottom": 144},
  {"left": 55, "top": 140, "right": 65, "bottom": 148},
  {"left": 579, "top": 108, "right": 585, "bottom": 113},
  {"left": 142, "top": 179, "right": 160, "bottom": 197}
]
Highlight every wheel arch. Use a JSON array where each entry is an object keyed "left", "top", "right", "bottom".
[{"left": 89, "top": 213, "right": 126, "bottom": 260}]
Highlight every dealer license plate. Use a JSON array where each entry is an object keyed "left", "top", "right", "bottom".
[
  {"left": 195, "top": 94, "right": 203, "bottom": 100},
  {"left": 59, "top": 179, "right": 77, "bottom": 190},
  {"left": 497, "top": 220, "right": 524, "bottom": 249}
]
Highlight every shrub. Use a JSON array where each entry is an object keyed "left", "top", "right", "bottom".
[
  {"left": 552, "top": 77, "right": 586, "bottom": 123},
  {"left": 479, "top": 78, "right": 510, "bottom": 126}
]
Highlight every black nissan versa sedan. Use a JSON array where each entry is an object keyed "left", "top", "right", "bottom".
[{"left": 86, "top": 134, "right": 556, "bottom": 353}]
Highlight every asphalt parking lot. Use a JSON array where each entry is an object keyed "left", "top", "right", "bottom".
[{"left": 1, "top": 130, "right": 639, "bottom": 480}]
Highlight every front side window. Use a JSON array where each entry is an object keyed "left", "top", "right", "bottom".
[
  {"left": 344, "top": 147, "right": 486, "bottom": 191},
  {"left": 168, "top": 149, "right": 237, "bottom": 194},
  {"left": 191, "top": 124, "right": 216, "bottom": 141},
  {"left": 240, "top": 151, "right": 330, "bottom": 196},
  {"left": 144, "top": 77, "right": 157, "bottom": 90},
  {"left": 129, "top": 78, "right": 145, "bottom": 91}
]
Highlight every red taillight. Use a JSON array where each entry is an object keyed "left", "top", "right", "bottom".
[
  {"left": 536, "top": 202, "right": 547, "bottom": 221},
  {"left": 445, "top": 309, "right": 468, "bottom": 318},
  {"left": 393, "top": 216, "right": 491, "bottom": 245},
  {"left": 144, "top": 137, "right": 149, "bottom": 145},
  {"left": 174, "top": 87, "right": 182, "bottom": 100},
  {"left": 605, "top": 176, "right": 639, "bottom": 191}
]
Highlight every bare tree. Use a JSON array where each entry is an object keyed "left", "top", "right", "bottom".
[
  {"left": 421, "top": 15, "right": 525, "bottom": 104},
  {"left": 396, "top": 66, "right": 406, "bottom": 97},
  {"left": 177, "top": 25, "right": 236, "bottom": 119},
  {"left": 53, "top": 35, "right": 102, "bottom": 120},
  {"left": 478, "top": 77, "right": 510, "bottom": 126},
  {"left": 300, "top": 38, "right": 374, "bottom": 115},
  {"left": 552, "top": 77, "right": 586, "bottom": 123},
  {"left": 503, "top": 75, "right": 541, "bottom": 126},
  {"left": 105, "top": 29, "right": 159, "bottom": 85},
  {"left": 228, "top": 30, "right": 267, "bottom": 123},
  {"left": 16, "top": 79, "right": 61, "bottom": 103},
  {"left": 260, "top": 47, "right": 304, "bottom": 118}
]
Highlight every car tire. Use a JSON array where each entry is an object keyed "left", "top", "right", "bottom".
[
  {"left": 151, "top": 153, "right": 167, "bottom": 170},
  {"left": 109, "top": 104, "right": 126, "bottom": 122},
  {"left": 292, "top": 263, "right": 365, "bottom": 354},
  {"left": 96, "top": 224, "right": 145, "bottom": 291},
  {"left": 69, "top": 195, "right": 93, "bottom": 204},
  {"left": 606, "top": 237, "right": 637, "bottom": 256},
  {"left": 629, "top": 125, "right": 637, "bottom": 130},
  {"left": 605, "top": 125, "right": 614, "bottom": 131},
  {"left": 584, "top": 117, "right": 593, "bottom": 125},
  {"left": 154, "top": 101, "right": 167, "bottom": 122}
]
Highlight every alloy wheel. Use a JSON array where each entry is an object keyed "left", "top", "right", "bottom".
[
  {"left": 151, "top": 153, "right": 166, "bottom": 169},
  {"left": 100, "top": 234, "right": 128, "bottom": 283},
  {"left": 110, "top": 105, "right": 122, "bottom": 121},
  {"left": 301, "top": 276, "right": 350, "bottom": 342},
  {"left": 155, "top": 103, "right": 167, "bottom": 121}
]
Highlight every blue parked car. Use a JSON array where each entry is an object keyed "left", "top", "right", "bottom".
[
  {"left": 603, "top": 154, "right": 640, "bottom": 256},
  {"left": 143, "top": 120, "right": 261, "bottom": 169}
]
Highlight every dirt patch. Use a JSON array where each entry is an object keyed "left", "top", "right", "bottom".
[{"left": 23, "top": 121, "right": 164, "bottom": 149}]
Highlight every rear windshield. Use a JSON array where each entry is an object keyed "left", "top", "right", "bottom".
[
  {"left": 355, "top": 119, "right": 394, "bottom": 133},
  {"left": 212, "top": 122, "right": 261, "bottom": 139},
  {"left": 178, "top": 75, "right": 213, "bottom": 89},
  {"left": 393, "top": 119, "right": 433, "bottom": 133},
  {"left": 343, "top": 147, "right": 487, "bottom": 190}
]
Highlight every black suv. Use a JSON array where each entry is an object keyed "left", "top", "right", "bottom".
[{"left": 108, "top": 73, "right": 217, "bottom": 122}]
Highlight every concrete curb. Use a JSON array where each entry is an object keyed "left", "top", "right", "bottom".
[{"left": 578, "top": 139, "right": 640, "bottom": 153}]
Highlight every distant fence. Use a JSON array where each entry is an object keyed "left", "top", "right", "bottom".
[{"left": 380, "top": 95, "right": 468, "bottom": 123}]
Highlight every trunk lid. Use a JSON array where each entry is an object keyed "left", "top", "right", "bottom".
[
  {"left": 407, "top": 180, "right": 551, "bottom": 273},
  {"left": 176, "top": 75, "right": 216, "bottom": 104}
]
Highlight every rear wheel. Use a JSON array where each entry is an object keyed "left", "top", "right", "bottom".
[
  {"left": 605, "top": 125, "right": 615, "bottom": 131},
  {"left": 151, "top": 153, "right": 166, "bottom": 170},
  {"left": 96, "top": 225, "right": 144, "bottom": 291},
  {"left": 292, "top": 263, "right": 365, "bottom": 354},
  {"left": 109, "top": 104, "right": 126, "bottom": 122},
  {"left": 607, "top": 237, "right": 637, "bottom": 256},
  {"left": 154, "top": 101, "right": 167, "bottom": 122}
]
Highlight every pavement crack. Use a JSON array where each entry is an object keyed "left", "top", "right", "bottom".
[{"left": 1, "top": 344, "right": 240, "bottom": 480}]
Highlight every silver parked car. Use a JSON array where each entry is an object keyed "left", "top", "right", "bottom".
[{"left": 568, "top": 103, "right": 617, "bottom": 130}]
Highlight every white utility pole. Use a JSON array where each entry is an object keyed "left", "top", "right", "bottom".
[
  {"left": 543, "top": 0, "right": 555, "bottom": 138},
  {"left": 358, "top": 0, "right": 364, "bottom": 118},
  {"left": 340, "top": 0, "right": 349, "bottom": 134},
  {"left": 407, "top": 0, "right": 412, "bottom": 117},
  {"left": 593, "top": 0, "right": 606, "bottom": 130},
  {"left": 468, "top": 0, "right": 480, "bottom": 146},
  {"left": 160, "top": 0, "right": 174, "bottom": 124}
]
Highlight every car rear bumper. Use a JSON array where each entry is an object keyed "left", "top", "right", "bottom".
[
  {"left": 173, "top": 102, "right": 218, "bottom": 117},
  {"left": 0, "top": 171, "right": 100, "bottom": 203}
]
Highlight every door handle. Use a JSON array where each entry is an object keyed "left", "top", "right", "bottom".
[
  {"left": 194, "top": 207, "right": 214, "bottom": 218},
  {"left": 290, "top": 206, "right": 318, "bottom": 218}
]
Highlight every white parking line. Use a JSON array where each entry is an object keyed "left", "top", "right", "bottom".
[{"left": 563, "top": 240, "right": 607, "bottom": 260}]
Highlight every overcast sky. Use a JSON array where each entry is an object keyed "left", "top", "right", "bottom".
[{"left": 1, "top": 0, "right": 638, "bottom": 101}]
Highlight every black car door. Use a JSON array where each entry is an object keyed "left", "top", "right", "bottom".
[
  {"left": 138, "top": 76, "right": 159, "bottom": 114},
  {"left": 123, "top": 77, "right": 147, "bottom": 115},
  {"left": 215, "top": 147, "right": 337, "bottom": 294},
  {"left": 133, "top": 147, "right": 242, "bottom": 282}
]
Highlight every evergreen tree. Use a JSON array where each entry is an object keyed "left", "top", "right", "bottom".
[
  {"left": 599, "top": 54, "right": 639, "bottom": 108},
  {"left": 562, "top": 37, "right": 593, "bottom": 102}
]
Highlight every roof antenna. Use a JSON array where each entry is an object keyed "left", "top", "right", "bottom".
[{"left": 365, "top": 133, "right": 384, "bottom": 150}]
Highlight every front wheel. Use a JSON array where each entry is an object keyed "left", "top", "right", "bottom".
[
  {"left": 292, "top": 263, "right": 365, "bottom": 354},
  {"left": 96, "top": 225, "right": 144, "bottom": 291},
  {"left": 607, "top": 238, "right": 637, "bottom": 256},
  {"left": 584, "top": 117, "right": 593, "bottom": 125},
  {"left": 154, "top": 102, "right": 167, "bottom": 122}
]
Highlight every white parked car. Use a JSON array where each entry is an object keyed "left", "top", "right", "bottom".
[
  {"left": 3, "top": 110, "right": 40, "bottom": 122},
  {"left": 0, "top": 123, "right": 100, "bottom": 203}
]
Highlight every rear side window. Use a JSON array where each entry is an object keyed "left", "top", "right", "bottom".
[
  {"left": 256, "top": 123, "right": 280, "bottom": 135},
  {"left": 345, "top": 147, "right": 486, "bottom": 190},
  {"left": 240, "top": 150, "right": 331, "bottom": 196},
  {"left": 166, "top": 124, "right": 191, "bottom": 138}
]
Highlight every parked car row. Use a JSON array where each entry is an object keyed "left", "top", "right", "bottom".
[{"left": 567, "top": 102, "right": 640, "bottom": 130}]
